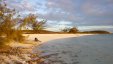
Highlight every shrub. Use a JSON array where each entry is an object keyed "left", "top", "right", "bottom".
[
  {"left": 69, "top": 27, "right": 79, "bottom": 33},
  {"left": 0, "top": 1, "right": 46, "bottom": 46},
  {"left": 61, "top": 27, "right": 70, "bottom": 32},
  {"left": 0, "top": 2, "right": 25, "bottom": 45}
]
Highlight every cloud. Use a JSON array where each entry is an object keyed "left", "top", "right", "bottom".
[
  {"left": 3, "top": 0, "right": 113, "bottom": 27},
  {"left": 58, "top": 21, "right": 72, "bottom": 25},
  {"left": 5, "top": 0, "right": 41, "bottom": 12},
  {"left": 82, "top": 0, "right": 113, "bottom": 16},
  {"left": 46, "top": 0, "right": 76, "bottom": 13},
  {"left": 44, "top": 0, "right": 83, "bottom": 21}
]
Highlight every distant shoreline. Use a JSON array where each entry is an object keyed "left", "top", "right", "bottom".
[{"left": 22, "top": 30, "right": 111, "bottom": 34}]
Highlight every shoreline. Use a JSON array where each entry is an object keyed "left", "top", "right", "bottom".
[
  {"left": 0, "top": 34, "right": 93, "bottom": 64},
  {"left": 38, "top": 34, "right": 113, "bottom": 64},
  {"left": 24, "top": 34, "right": 93, "bottom": 44}
]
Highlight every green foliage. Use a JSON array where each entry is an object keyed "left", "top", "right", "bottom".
[
  {"left": 60, "top": 27, "right": 79, "bottom": 33},
  {"left": 69, "top": 27, "right": 79, "bottom": 33},
  {"left": 19, "top": 14, "right": 37, "bottom": 29},
  {"left": 18, "top": 14, "right": 46, "bottom": 30},
  {"left": 32, "top": 20, "right": 46, "bottom": 30},
  {"left": 0, "top": 2, "right": 46, "bottom": 46},
  {"left": 61, "top": 27, "right": 70, "bottom": 32},
  {"left": 0, "top": 2, "right": 25, "bottom": 46}
]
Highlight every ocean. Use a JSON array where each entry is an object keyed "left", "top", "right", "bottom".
[{"left": 36, "top": 34, "right": 113, "bottom": 64}]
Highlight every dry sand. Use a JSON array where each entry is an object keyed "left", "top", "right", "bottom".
[
  {"left": 9, "top": 34, "right": 91, "bottom": 48},
  {"left": 6, "top": 34, "right": 112, "bottom": 64},
  {"left": 0, "top": 34, "right": 91, "bottom": 64},
  {"left": 1, "top": 34, "right": 92, "bottom": 64},
  {"left": 24, "top": 34, "right": 92, "bottom": 44}
]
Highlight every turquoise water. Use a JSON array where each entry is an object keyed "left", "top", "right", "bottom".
[{"left": 36, "top": 34, "right": 113, "bottom": 64}]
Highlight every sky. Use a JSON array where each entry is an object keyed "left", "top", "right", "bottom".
[{"left": 3, "top": 0, "right": 113, "bottom": 32}]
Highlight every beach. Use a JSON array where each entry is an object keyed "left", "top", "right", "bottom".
[
  {"left": 24, "top": 34, "right": 92, "bottom": 44},
  {"left": 0, "top": 0, "right": 113, "bottom": 63},
  {"left": 9, "top": 34, "right": 91, "bottom": 48},
  {"left": 0, "top": 34, "right": 91, "bottom": 64},
  {"left": 1, "top": 34, "right": 113, "bottom": 64}
]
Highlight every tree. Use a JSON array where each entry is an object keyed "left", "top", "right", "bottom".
[
  {"left": 0, "top": 1, "right": 47, "bottom": 45},
  {"left": 32, "top": 20, "right": 46, "bottom": 30},
  {"left": 18, "top": 14, "right": 46, "bottom": 30},
  {"left": 0, "top": 2, "right": 24, "bottom": 45},
  {"left": 18, "top": 14, "right": 37, "bottom": 30},
  {"left": 69, "top": 27, "right": 79, "bottom": 33},
  {"left": 61, "top": 27, "right": 70, "bottom": 32}
]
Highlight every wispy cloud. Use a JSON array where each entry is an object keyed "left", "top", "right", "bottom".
[
  {"left": 3, "top": 0, "right": 113, "bottom": 31},
  {"left": 82, "top": 0, "right": 113, "bottom": 16}
]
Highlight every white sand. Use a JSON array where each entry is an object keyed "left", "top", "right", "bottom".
[
  {"left": 6, "top": 34, "right": 92, "bottom": 64},
  {"left": 9, "top": 34, "right": 92, "bottom": 48},
  {"left": 24, "top": 34, "right": 92, "bottom": 43},
  {"left": 6, "top": 34, "right": 113, "bottom": 64},
  {"left": 9, "top": 34, "right": 91, "bottom": 49}
]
